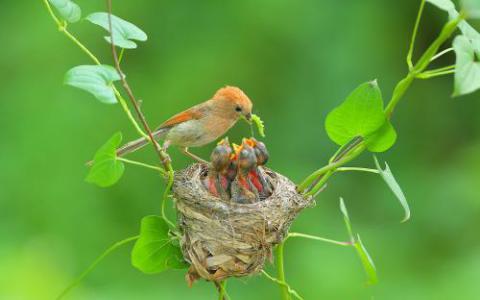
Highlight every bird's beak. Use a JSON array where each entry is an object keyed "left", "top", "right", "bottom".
[{"left": 244, "top": 113, "right": 252, "bottom": 122}]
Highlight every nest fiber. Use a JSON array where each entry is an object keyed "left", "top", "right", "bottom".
[{"left": 173, "top": 163, "right": 312, "bottom": 283}]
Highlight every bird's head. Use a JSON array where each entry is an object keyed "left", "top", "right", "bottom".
[{"left": 213, "top": 86, "right": 253, "bottom": 122}]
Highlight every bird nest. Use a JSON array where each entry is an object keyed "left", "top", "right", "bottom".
[{"left": 173, "top": 163, "right": 313, "bottom": 284}]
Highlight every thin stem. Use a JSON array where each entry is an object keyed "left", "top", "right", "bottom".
[
  {"left": 430, "top": 47, "right": 454, "bottom": 62},
  {"left": 287, "top": 232, "right": 352, "bottom": 246},
  {"left": 217, "top": 281, "right": 227, "bottom": 300},
  {"left": 417, "top": 69, "right": 455, "bottom": 79},
  {"left": 298, "top": 143, "right": 365, "bottom": 193},
  {"left": 56, "top": 235, "right": 139, "bottom": 300},
  {"left": 335, "top": 167, "right": 380, "bottom": 174},
  {"left": 106, "top": 0, "right": 172, "bottom": 172},
  {"left": 275, "top": 242, "right": 290, "bottom": 300},
  {"left": 118, "top": 48, "right": 126, "bottom": 64},
  {"left": 416, "top": 65, "right": 455, "bottom": 79},
  {"left": 113, "top": 88, "right": 149, "bottom": 139},
  {"left": 261, "top": 270, "right": 303, "bottom": 300},
  {"left": 162, "top": 169, "right": 176, "bottom": 228},
  {"left": 407, "top": 0, "right": 426, "bottom": 70},
  {"left": 117, "top": 157, "right": 167, "bottom": 176}
]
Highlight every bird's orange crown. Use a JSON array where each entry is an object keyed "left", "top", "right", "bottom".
[{"left": 213, "top": 86, "right": 253, "bottom": 113}]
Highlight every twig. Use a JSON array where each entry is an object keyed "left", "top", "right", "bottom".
[
  {"left": 261, "top": 270, "right": 304, "bottom": 300},
  {"left": 105, "top": 0, "right": 176, "bottom": 228},
  {"left": 105, "top": 0, "right": 170, "bottom": 171}
]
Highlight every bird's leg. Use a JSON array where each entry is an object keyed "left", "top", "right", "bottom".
[
  {"left": 181, "top": 147, "right": 209, "bottom": 164},
  {"left": 160, "top": 140, "right": 172, "bottom": 165}
]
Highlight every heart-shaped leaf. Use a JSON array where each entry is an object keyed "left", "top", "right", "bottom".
[
  {"left": 426, "top": 0, "right": 456, "bottom": 11},
  {"left": 65, "top": 65, "right": 121, "bottom": 104},
  {"left": 326, "top": 80, "right": 395, "bottom": 152},
  {"left": 366, "top": 121, "right": 397, "bottom": 152},
  {"left": 339, "top": 198, "right": 377, "bottom": 285},
  {"left": 48, "top": 0, "right": 81, "bottom": 23},
  {"left": 131, "top": 216, "right": 188, "bottom": 274},
  {"left": 86, "top": 12, "right": 148, "bottom": 49},
  {"left": 86, "top": 132, "right": 124, "bottom": 187},
  {"left": 374, "top": 156, "right": 410, "bottom": 222},
  {"left": 453, "top": 35, "right": 480, "bottom": 96}
]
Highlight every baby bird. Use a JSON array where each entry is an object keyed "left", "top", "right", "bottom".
[
  {"left": 246, "top": 138, "right": 273, "bottom": 199},
  {"left": 207, "top": 138, "right": 232, "bottom": 200},
  {"left": 231, "top": 141, "right": 259, "bottom": 204}
]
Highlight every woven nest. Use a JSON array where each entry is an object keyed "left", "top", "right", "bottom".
[{"left": 173, "top": 163, "right": 313, "bottom": 284}]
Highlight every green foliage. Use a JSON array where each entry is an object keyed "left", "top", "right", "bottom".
[
  {"left": 64, "top": 65, "right": 121, "bottom": 104},
  {"left": 48, "top": 0, "right": 81, "bottom": 23},
  {"left": 425, "top": 0, "right": 455, "bottom": 11},
  {"left": 85, "top": 132, "right": 125, "bottom": 187},
  {"left": 86, "top": 12, "right": 148, "bottom": 49},
  {"left": 131, "top": 216, "right": 188, "bottom": 274},
  {"left": 339, "top": 198, "right": 377, "bottom": 285},
  {"left": 453, "top": 35, "right": 480, "bottom": 96},
  {"left": 374, "top": 156, "right": 410, "bottom": 222},
  {"left": 251, "top": 113, "right": 266, "bottom": 137},
  {"left": 325, "top": 81, "right": 396, "bottom": 152}
]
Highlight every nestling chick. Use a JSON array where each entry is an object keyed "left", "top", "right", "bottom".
[
  {"left": 245, "top": 138, "right": 273, "bottom": 200},
  {"left": 231, "top": 141, "right": 259, "bottom": 204},
  {"left": 207, "top": 138, "right": 232, "bottom": 200}
]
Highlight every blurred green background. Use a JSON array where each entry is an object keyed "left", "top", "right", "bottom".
[{"left": 1, "top": 0, "right": 480, "bottom": 299}]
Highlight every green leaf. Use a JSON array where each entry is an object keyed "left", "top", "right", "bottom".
[
  {"left": 64, "top": 65, "right": 121, "bottom": 104},
  {"left": 131, "top": 216, "right": 188, "bottom": 274},
  {"left": 48, "top": 0, "right": 81, "bottom": 23},
  {"left": 425, "top": 0, "right": 456, "bottom": 11},
  {"left": 251, "top": 113, "right": 266, "bottom": 137},
  {"left": 453, "top": 35, "right": 480, "bottom": 96},
  {"left": 339, "top": 198, "right": 377, "bottom": 285},
  {"left": 86, "top": 132, "right": 125, "bottom": 187},
  {"left": 86, "top": 12, "right": 148, "bottom": 49},
  {"left": 374, "top": 156, "right": 410, "bottom": 222},
  {"left": 366, "top": 121, "right": 397, "bottom": 152},
  {"left": 325, "top": 80, "right": 387, "bottom": 147},
  {"left": 353, "top": 234, "right": 378, "bottom": 285}
]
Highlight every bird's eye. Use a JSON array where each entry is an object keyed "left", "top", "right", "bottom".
[{"left": 235, "top": 106, "right": 242, "bottom": 112}]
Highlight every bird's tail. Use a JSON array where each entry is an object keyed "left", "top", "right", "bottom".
[
  {"left": 116, "top": 128, "right": 167, "bottom": 157},
  {"left": 86, "top": 128, "right": 167, "bottom": 166}
]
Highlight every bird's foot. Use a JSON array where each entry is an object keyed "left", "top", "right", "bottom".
[{"left": 181, "top": 147, "right": 209, "bottom": 164}]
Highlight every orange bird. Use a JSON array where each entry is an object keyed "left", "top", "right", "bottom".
[{"left": 116, "top": 86, "right": 253, "bottom": 162}]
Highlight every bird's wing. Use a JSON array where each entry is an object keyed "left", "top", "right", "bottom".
[{"left": 156, "top": 106, "right": 205, "bottom": 130}]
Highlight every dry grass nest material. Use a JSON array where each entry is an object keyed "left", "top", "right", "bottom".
[{"left": 173, "top": 163, "right": 313, "bottom": 284}]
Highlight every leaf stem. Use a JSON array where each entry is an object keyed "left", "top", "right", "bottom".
[
  {"left": 117, "top": 157, "right": 167, "bottom": 176},
  {"left": 217, "top": 281, "right": 228, "bottom": 300},
  {"left": 335, "top": 167, "right": 380, "bottom": 174},
  {"left": 286, "top": 232, "right": 352, "bottom": 246},
  {"left": 262, "top": 270, "right": 303, "bottom": 300},
  {"left": 416, "top": 66, "right": 455, "bottom": 79},
  {"left": 162, "top": 169, "right": 176, "bottom": 228},
  {"left": 275, "top": 242, "right": 291, "bottom": 300},
  {"left": 56, "top": 235, "right": 139, "bottom": 300},
  {"left": 430, "top": 47, "right": 454, "bottom": 62},
  {"left": 298, "top": 14, "right": 463, "bottom": 196},
  {"left": 407, "top": 0, "right": 426, "bottom": 70}
]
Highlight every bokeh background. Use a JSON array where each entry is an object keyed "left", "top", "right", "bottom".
[{"left": 1, "top": 1, "right": 480, "bottom": 299}]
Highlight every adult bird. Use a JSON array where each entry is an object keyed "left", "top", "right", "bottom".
[{"left": 116, "top": 86, "right": 253, "bottom": 162}]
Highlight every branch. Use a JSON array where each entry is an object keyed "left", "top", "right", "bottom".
[{"left": 105, "top": 0, "right": 171, "bottom": 171}]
